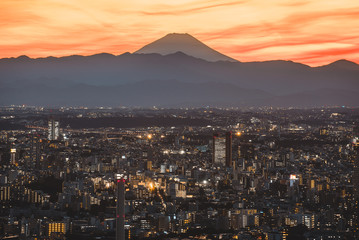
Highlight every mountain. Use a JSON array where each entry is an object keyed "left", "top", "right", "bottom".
[
  {"left": 0, "top": 34, "right": 358, "bottom": 107},
  {"left": 0, "top": 79, "right": 272, "bottom": 107},
  {"left": 135, "top": 33, "right": 237, "bottom": 62}
]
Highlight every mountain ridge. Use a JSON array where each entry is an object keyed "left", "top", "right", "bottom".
[
  {"left": 0, "top": 33, "right": 358, "bottom": 107},
  {"left": 3, "top": 52, "right": 358, "bottom": 69}
]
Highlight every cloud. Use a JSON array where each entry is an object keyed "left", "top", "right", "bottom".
[
  {"left": 0, "top": 0, "right": 359, "bottom": 66},
  {"left": 141, "top": 1, "right": 247, "bottom": 16}
]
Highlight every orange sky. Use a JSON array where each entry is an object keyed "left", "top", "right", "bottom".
[{"left": 1, "top": 0, "right": 359, "bottom": 66}]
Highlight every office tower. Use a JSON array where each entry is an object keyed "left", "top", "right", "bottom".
[
  {"left": 213, "top": 133, "right": 226, "bottom": 165},
  {"left": 116, "top": 175, "right": 125, "bottom": 240},
  {"left": 213, "top": 132, "right": 232, "bottom": 166},
  {"left": 10, "top": 148, "right": 16, "bottom": 165},
  {"left": 239, "top": 142, "right": 255, "bottom": 161},
  {"left": 48, "top": 118, "right": 59, "bottom": 140},
  {"left": 226, "top": 132, "right": 232, "bottom": 167},
  {"left": 30, "top": 133, "right": 41, "bottom": 169}
]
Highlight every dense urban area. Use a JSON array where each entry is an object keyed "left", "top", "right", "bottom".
[{"left": 0, "top": 106, "right": 359, "bottom": 240}]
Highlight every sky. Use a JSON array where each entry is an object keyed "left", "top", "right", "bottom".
[{"left": 1, "top": 0, "right": 359, "bottom": 66}]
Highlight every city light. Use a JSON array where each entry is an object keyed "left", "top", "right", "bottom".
[{"left": 2, "top": 107, "right": 358, "bottom": 239}]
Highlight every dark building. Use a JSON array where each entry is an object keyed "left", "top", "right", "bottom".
[
  {"left": 116, "top": 176, "right": 125, "bottom": 240},
  {"left": 225, "top": 132, "right": 232, "bottom": 167},
  {"left": 30, "top": 133, "right": 41, "bottom": 169}
]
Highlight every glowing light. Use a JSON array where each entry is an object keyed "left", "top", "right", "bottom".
[
  {"left": 235, "top": 132, "right": 242, "bottom": 136},
  {"left": 147, "top": 134, "right": 152, "bottom": 140},
  {"left": 290, "top": 174, "right": 298, "bottom": 180}
]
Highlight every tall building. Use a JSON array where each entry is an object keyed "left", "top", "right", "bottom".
[
  {"left": 213, "top": 133, "right": 226, "bottom": 165},
  {"left": 353, "top": 124, "right": 359, "bottom": 199},
  {"left": 116, "top": 175, "right": 125, "bottom": 240},
  {"left": 48, "top": 118, "right": 60, "bottom": 141},
  {"left": 10, "top": 148, "right": 16, "bottom": 165},
  {"left": 30, "top": 133, "right": 41, "bottom": 169},
  {"left": 213, "top": 132, "right": 232, "bottom": 167},
  {"left": 226, "top": 132, "right": 232, "bottom": 167}
]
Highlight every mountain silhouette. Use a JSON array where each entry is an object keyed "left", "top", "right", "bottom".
[
  {"left": 0, "top": 34, "right": 358, "bottom": 107},
  {"left": 135, "top": 33, "right": 236, "bottom": 62}
]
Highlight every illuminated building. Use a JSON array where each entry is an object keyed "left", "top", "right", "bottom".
[
  {"left": 10, "top": 148, "right": 16, "bottom": 165},
  {"left": 146, "top": 160, "right": 152, "bottom": 171},
  {"left": 47, "top": 222, "right": 66, "bottom": 236},
  {"left": 116, "top": 174, "right": 125, "bottom": 240},
  {"left": 167, "top": 182, "right": 186, "bottom": 199},
  {"left": 48, "top": 118, "right": 60, "bottom": 140},
  {"left": 213, "top": 132, "right": 233, "bottom": 166},
  {"left": 0, "top": 186, "right": 10, "bottom": 201},
  {"left": 30, "top": 133, "right": 41, "bottom": 169},
  {"left": 213, "top": 133, "right": 226, "bottom": 165}
]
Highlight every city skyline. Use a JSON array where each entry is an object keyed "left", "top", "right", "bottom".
[{"left": 1, "top": 0, "right": 359, "bottom": 66}]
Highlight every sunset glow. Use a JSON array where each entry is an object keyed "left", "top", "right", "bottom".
[{"left": 1, "top": 0, "right": 359, "bottom": 66}]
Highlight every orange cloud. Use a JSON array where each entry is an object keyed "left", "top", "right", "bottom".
[
  {"left": 141, "top": 1, "right": 247, "bottom": 16},
  {"left": 0, "top": 0, "right": 358, "bottom": 66}
]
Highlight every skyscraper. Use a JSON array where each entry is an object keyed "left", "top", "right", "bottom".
[
  {"left": 213, "top": 132, "right": 232, "bottom": 167},
  {"left": 30, "top": 133, "right": 41, "bottom": 169},
  {"left": 10, "top": 148, "right": 16, "bottom": 165},
  {"left": 226, "top": 132, "right": 232, "bottom": 167},
  {"left": 48, "top": 118, "right": 59, "bottom": 140},
  {"left": 116, "top": 175, "right": 125, "bottom": 240},
  {"left": 213, "top": 133, "right": 226, "bottom": 165}
]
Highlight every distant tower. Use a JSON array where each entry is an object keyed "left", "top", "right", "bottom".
[
  {"left": 116, "top": 175, "right": 125, "bottom": 240},
  {"left": 225, "top": 132, "right": 232, "bottom": 167},
  {"left": 213, "top": 132, "right": 233, "bottom": 167},
  {"left": 213, "top": 133, "right": 226, "bottom": 165},
  {"left": 10, "top": 148, "right": 16, "bottom": 165},
  {"left": 48, "top": 118, "right": 59, "bottom": 140},
  {"left": 353, "top": 124, "right": 359, "bottom": 199},
  {"left": 30, "top": 133, "right": 41, "bottom": 169}
]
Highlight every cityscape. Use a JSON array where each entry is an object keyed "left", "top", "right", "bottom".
[
  {"left": 1, "top": 0, "right": 359, "bottom": 239},
  {"left": 1, "top": 106, "right": 359, "bottom": 239}
]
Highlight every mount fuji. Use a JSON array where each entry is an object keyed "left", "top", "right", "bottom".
[{"left": 135, "top": 33, "right": 236, "bottom": 62}]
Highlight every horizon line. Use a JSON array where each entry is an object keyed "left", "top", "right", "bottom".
[{"left": 1, "top": 51, "right": 357, "bottom": 68}]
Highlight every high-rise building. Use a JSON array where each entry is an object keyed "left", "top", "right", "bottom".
[
  {"left": 30, "top": 133, "right": 41, "bottom": 169},
  {"left": 116, "top": 174, "right": 125, "bottom": 240},
  {"left": 48, "top": 118, "right": 59, "bottom": 141},
  {"left": 213, "top": 132, "right": 232, "bottom": 166},
  {"left": 213, "top": 133, "right": 226, "bottom": 165},
  {"left": 226, "top": 132, "right": 232, "bottom": 167},
  {"left": 10, "top": 148, "right": 16, "bottom": 165}
]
